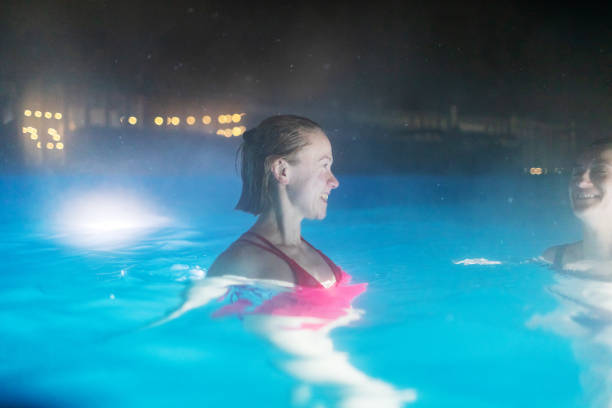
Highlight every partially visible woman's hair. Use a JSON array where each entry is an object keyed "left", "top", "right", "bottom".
[
  {"left": 589, "top": 137, "right": 612, "bottom": 149},
  {"left": 235, "top": 115, "right": 322, "bottom": 215}
]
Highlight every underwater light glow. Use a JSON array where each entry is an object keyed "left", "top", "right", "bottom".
[{"left": 54, "top": 190, "right": 172, "bottom": 249}]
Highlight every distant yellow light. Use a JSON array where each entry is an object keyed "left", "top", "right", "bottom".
[
  {"left": 34, "top": 111, "right": 42, "bottom": 118},
  {"left": 128, "top": 116, "right": 138, "bottom": 125},
  {"left": 232, "top": 113, "right": 241, "bottom": 123},
  {"left": 224, "top": 129, "right": 232, "bottom": 138},
  {"left": 529, "top": 167, "right": 543, "bottom": 175},
  {"left": 44, "top": 112, "right": 52, "bottom": 119},
  {"left": 216, "top": 129, "right": 224, "bottom": 136},
  {"left": 239, "top": 126, "right": 246, "bottom": 133},
  {"left": 46, "top": 142, "right": 54, "bottom": 149},
  {"left": 52, "top": 134, "right": 61, "bottom": 142},
  {"left": 202, "top": 115, "right": 212, "bottom": 125},
  {"left": 30, "top": 133, "right": 38, "bottom": 140},
  {"left": 154, "top": 116, "right": 164, "bottom": 126},
  {"left": 56, "top": 142, "right": 64, "bottom": 150},
  {"left": 186, "top": 116, "right": 196, "bottom": 125},
  {"left": 171, "top": 116, "right": 180, "bottom": 126},
  {"left": 48, "top": 128, "right": 57, "bottom": 135},
  {"left": 22, "top": 127, "right": 28, "bottom": 133},
  {"left": 54, "top": 112, "right": 62, "bottom": 120},
  {"left": 218, "top": 115, "right": 226, "bottom": 124},
  {"left": 232, "top": 127, "right": 242, "bottom": 136},
  {"left": 24, "top": 109, "right": 32, "bottom": 117},
  {"left": 36, "top": 142, "right": 41, "bottom": 149}
]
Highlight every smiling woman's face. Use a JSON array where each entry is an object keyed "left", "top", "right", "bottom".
[
  {"left": 570, "top": 146, "right": 612, "bottom": 220},
  {"left": 286, "top": 130, "right": 339, "bottom": 220}
]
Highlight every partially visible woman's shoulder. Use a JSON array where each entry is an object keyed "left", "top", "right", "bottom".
[
  {"left": 540, "top": 242, "right": 582, "bottom": 266},
  {"left": 207, "top": 240, "right": 264, "bottom": 279},
  {"left": 540, "top": 245, "right": 562, "bottom": 264}
]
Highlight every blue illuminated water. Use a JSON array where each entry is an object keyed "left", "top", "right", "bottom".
[{"left": 0, "top": 173, "right": 592, "bottom": 407}]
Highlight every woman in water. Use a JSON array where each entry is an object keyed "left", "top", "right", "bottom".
[
  {"left": 542, "top": 139, "right": 612, "bottom": 273},
  {"left": 207, "top": 114, "right": 343, "bottom": 287},
  {"left": 157, "top": 115, "right": 415, "bottom": 407}
]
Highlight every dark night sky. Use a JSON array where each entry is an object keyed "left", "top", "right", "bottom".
[{"left": 1, "top": 0, "right": 611, "bottom": 125}]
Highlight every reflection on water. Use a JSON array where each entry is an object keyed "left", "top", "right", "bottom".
[
  {"left": 528, "top": 268, "right": 612, "bottom": 407},
  {"left": 156, "top": 276, "right": 416, "bottom": 407}
]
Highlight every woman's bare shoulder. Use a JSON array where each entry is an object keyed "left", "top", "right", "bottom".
[
  {"left": 540, "top": 241, "right": 582, "bottom": 264},
  {"left": 207, "top": 240, "right": 264, "bottom": 279},
  {"left": 207, "top": 239, "right": 295, "bottom": 283}
]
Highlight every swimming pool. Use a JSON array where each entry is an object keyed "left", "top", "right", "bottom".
[{"left": 0, "top": 172, "right": 599, "bottom": 407}]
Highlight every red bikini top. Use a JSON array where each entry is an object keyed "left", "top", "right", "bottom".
[{"left": 237, "top": 231, "right": 342, "bottom": 288}]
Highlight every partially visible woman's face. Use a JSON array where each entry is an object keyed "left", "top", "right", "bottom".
[
  {"left": 286, "top": 129, "right": 339, "bottom": 220},
  {"left": 570, "top": 146, "right": 612, "bottom": 219}
]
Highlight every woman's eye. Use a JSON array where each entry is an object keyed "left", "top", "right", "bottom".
[{"left": 591, "top": 165, "right": 609, "bottom": 176}]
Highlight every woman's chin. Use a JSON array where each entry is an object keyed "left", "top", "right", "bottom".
[
  {"left": 307, "top": 210, "right": 327, "bottom": 221},
  {"left": 573, "top": 205, "right": 604, "bottom": 223}
]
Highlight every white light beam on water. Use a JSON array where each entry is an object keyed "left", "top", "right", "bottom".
[{"left": 54, "top": 189, "right": 172, "bottom": 250}]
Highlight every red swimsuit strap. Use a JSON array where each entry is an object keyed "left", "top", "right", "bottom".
[
  {"left": 239, "top": 232, "right": 336, "bottom": 288},
  {"left": 300, "top": 237, "right": 342, "bottom": 281}
]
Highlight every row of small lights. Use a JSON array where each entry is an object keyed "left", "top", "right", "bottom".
[
  {"left": 119, "top": 113, "right": 244, "bottom": 125},
  {"left": 24, "top": 109, "right": 246, "bottom": 137},
  {"left": 121, "top": 113, "right": 247, "bottom": 136},
  {"left": 24, "top": 110, "right": 62, "bottom": 120},
  {"left": 151, "top": 113, "right": 244, "bottom": 126}
]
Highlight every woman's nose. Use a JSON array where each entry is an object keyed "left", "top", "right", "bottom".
[
  {"left": 577, "top": 169, "right": 593, "bottom": 188},
  {"left": 329, "top": 171, "right": 339, "bottom": 189}
]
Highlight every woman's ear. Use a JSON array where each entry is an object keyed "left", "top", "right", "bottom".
[{"left": 269, "top": 157, "right": 290, "bottom": 185}]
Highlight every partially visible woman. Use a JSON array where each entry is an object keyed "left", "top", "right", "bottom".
[
  {"left": 542, "top": 139, "right": 612, "bottom": 272},
  {"left": 207, "top": 115, "right": 343, "bottom": 287}
]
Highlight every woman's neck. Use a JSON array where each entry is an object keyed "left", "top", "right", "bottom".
[
  {"left": 583, "top": 224, "right": 612, "bottom": 260},
  {"left": 251, "top": 203, "right": 303, "bottom": 246}
]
